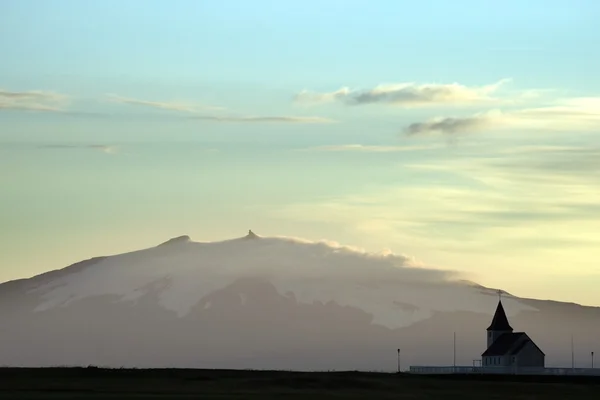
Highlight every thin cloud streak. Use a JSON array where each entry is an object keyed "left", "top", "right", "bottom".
[
  {"left": 37, "top": 144, "right": 117, "bottom": 154},
  {"left": 294, "top": 79, "right": 511, "bottom": 107},
  {"left": 190, "top": 115, "right": 336, "bottom": 124},
  {"left": 304, "top": 144, "right": 442, "bottom": 152},
  {"left": 106, "top": 94, "right": 225, "bottom": 113},
  {"left": 275, "top": 145, "right": 600, "bottom": 258},
  {"left": 404, "top": 98, "right": 600, "bottom": 135},
  {"left": 0, "top": 89, "right": 67, "bottom": 112},
  {"left": 405, "top": 113, "right": 498, "bottom": 136},
  {"left": 108, "top": 94, "right": 333, "bottom": 124}
]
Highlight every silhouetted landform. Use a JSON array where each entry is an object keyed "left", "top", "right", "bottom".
[
  {"left": 0, "top": 233, "right": 599, "bottom": 370},
  {"left": 0, "top": 368, "right": 599, "bottom": 399},
  {"left": 157, "top": 235, "right": 192, "bottom": 246}
]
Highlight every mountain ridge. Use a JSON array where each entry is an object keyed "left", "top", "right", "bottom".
[{"left": 0, "top": 232, "right": 598, "bottom": 370}]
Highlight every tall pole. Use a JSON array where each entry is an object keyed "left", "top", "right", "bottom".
[
  {"left": 453, "top": 332, "right": 456, "bottom": 370},
  {"left": 571, "top": 335, "right": 575, "bottom": 370},
  {"left": 592, "top": 352, "right": 594, "bottom": 369},
  {"left": 397, "top": 349, "right": 401, "bottom": 373}
]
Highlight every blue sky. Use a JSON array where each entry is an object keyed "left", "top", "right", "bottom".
[{"left": 2, "top": 0, "right": 600, "bottom": 305}]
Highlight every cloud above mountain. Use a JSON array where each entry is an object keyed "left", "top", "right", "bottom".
[
  {"left": 294, "top": 79, "right": 510, "bottom": 107},
  {"left": 274, "top": 143, "right": 600, "bottom": 267}
]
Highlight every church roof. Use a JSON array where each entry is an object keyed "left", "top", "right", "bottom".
[
  {"left": 482, "top": 332, "right": 526, "bottom": 356},
  {"left": 486, "top": 300, "right": 513, "bottom": 331},
  {"left": 481, "top": 332, "right": 545, "bottom": 357}
]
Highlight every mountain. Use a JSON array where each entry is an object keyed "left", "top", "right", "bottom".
[{"left": 0, "top": 231, "right": 598, "bottom": 371}]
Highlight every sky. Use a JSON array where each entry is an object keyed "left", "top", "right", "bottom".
[{"left": 1, "top": 0, "right": 600, "bottom": 306}]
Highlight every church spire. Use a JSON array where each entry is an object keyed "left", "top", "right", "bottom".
[{"left": 487, "top": 292, "right": 513, "bottom": 332}]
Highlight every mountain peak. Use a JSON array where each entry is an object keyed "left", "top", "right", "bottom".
[
  {"left": 158, "top": 235, "right": 191, "bottom": 246},
  {"left": 244, "top": 229, "right": 259, "bottom": 240}
]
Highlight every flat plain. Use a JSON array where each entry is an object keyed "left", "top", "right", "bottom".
[{"left": 1, "top": 368, "right": 599, "bottom": 399}]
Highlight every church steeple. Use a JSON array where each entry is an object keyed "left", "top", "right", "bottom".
[
  {"left": 486, "top": 291, "right": 513, "bottom": 347},
  {"left": 487, "top": 300, "right": 513, "bottom": 332}
]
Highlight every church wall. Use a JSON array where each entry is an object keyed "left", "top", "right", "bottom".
[
  {"left": 516, "top": 341, "right": 545, "bottom": 367},
  {"left": 482, "top": 355, "right": 510, "bottom": 367}
]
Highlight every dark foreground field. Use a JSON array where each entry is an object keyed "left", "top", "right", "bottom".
[{"left": 1, "top": 368, "right": 599, "bottom": 399}]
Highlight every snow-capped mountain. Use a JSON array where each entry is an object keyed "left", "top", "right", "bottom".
[{"left": 0, "top": 231, "right": 598, "bottom": 370}]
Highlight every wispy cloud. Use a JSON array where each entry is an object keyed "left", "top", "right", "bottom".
[
  {"left": 294, "top": 79, "right": 511, "bottom": 107},
  {"left": 0, "top": 89, "right": 67, "bottom": 112},
  {"left": 190, "top": 115, "right": 335, "bottom": 124},
  {"left": 304, "top": 144, "right": 442, "bottom": 152},
  {"left": 106, "top": 94, "right": 224, "bottom": 113},
  {"left": 511, "top": 97, "right": 600, "bottom": 130},
  {"left": 38, "top": 144, "right": 117, "bottom": 154},
  {"left": 403, "top": 98, "right": 600, "bottom": 136},
  {"left": 108, "top": 94, "right": 333, "bottom": 124},
  {"left": 495, "top": 145, "right": 592, "bottom": 155},
  {"left": 274, "top": 144, "right": 600, "bottom": 261},
  {"left": 405, "top": 111, "right": 500, "bottom": 136}
]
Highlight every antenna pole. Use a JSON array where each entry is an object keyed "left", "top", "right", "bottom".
[
  {"left": 592, "top": 351, "right": 594, "bottom": 369},
  {"left": 397, "top": 349, "right": 401, "bottom": 373},
  {"left": 571, "top": 335, "right": 575, "bottom": 370},
  {"left": 453, "top": 332, "right": 456, "bottom": 371}
]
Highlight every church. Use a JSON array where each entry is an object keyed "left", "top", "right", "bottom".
[{"left": 482, "top": 296, "right": 545, "bottom": 368}]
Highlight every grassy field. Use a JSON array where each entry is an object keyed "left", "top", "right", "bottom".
[{"left": 0, "top": 367, "right": 599, "bottom": 399}]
